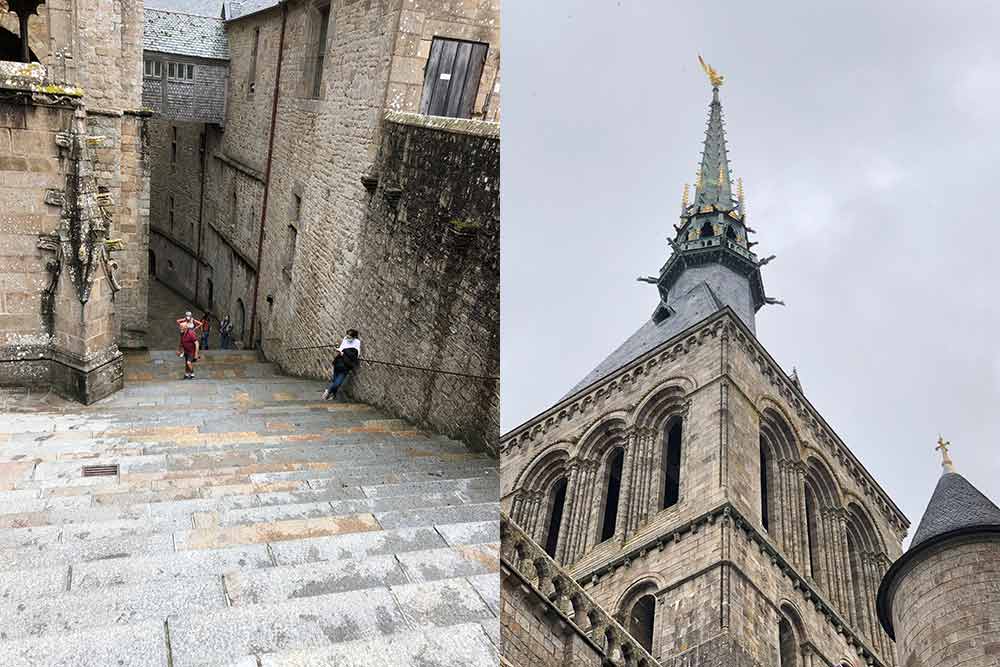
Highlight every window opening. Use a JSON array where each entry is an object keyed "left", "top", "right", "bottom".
[
  {"left": 699, "top": 220, "right": 714, "bottom": 238},
  {"left": 249, "top": 27, "right": 260, "bottom": 95},
  {"left": 662, "top": 419, "right": 682, "bottom": 508},
  {"left": 599, "top": 448, "right": 624, "bottom": 542},
  {"left": 760, "top": 439, "right": 770, "bottom": 531},
  {"left": 544, "top": 477, "right": 567, "bottom": 558},
  {"left": 629, "top": 595, "right": 656, "bottom": 654},
  {"left": 311, "top": 4, "right": 331, "bottom": 98}
]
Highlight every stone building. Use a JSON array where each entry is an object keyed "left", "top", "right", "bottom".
[
  {"left": 145, "top": 0, "right": 500, "bottom": 450},
  {"left": 500, "top": 74, "right": 910, "bottom": 666},
  {"left": 876, "top": 446, "right": 1000, "bottom": 667},
  {"left": 0, "top": 0, "right": 148, "bottom": 401}
]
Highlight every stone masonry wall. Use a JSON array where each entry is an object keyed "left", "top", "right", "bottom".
[
  {"left": 270, "top": 114, "right": 499, "bottom": 453},
  {"left": 0, "top": 102, "right": 70, "bottom": 369},
  {"left": 890, "top": 536, "right": 1000, "bottom": 667},
  {"left": 148, "top": 120, "right": 205, "bottom": 305}
]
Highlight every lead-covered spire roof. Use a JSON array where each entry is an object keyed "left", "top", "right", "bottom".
[{"left": 693, "top": 86, "right": 735, "bottom": 210}]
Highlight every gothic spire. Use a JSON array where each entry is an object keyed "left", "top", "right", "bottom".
[{"left": 693, "top": 82, "right": 735, "bottom": 210}]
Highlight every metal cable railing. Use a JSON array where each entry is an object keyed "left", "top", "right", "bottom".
[{"left": 286, "top": 344, "right": 499, "bottom": 382}]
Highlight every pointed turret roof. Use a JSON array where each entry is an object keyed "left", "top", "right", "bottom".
[
  {"left": 693, "top": 87, "right": 735, "bottom": 210},
  {"left": 909, "top": 471, "right": 1000, "bottom": 549},
  {"left": 877, "top": 450, "right": 1000, "bottom": 639}
]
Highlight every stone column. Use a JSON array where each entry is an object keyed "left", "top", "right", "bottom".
[
  {"left": 616, "top": 429, "right": 636, "bottom": 541},
  {"left": 555, "top": 465, "right": 579, "bottom": 563},
  {"left": 559, "top": 460, "right": 582, "bottom": 562},
  {"left": 510, "top": 490, "right": 525, "bottom": 525},
  {"left": 795, "top": 464, "right": 809, "bottom": 573}
]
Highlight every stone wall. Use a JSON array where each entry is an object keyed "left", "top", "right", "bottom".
[
  {"left": 888, "top": 536, "right": 1000, "bottom": 667},
  {"left": 271, "top": 113, "right": 499, "bottom": 453},
  {"left": 500, "top": 310, "right": 907, "bottom": 666}
]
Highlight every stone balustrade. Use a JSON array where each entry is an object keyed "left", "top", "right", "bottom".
[{"left": 501, "top": 512, "right": 661, "bottom": 667}]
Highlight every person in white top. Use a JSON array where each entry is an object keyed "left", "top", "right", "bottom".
[
  {"left": 323, "top": 329, "right": 361, "bottom": 401},
  {"left": 338, "top": 329, "right": 361, "bottom": 355}
]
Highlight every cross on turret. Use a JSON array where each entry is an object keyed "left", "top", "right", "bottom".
[{"left": 936, "top": 436, "right": 955, "bottom": 474}]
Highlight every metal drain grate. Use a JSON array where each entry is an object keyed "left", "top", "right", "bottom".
[{"left": 82, "top": 464, "right": 119, "bottom": 477}]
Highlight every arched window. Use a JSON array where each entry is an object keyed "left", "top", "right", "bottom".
[
  {"left": 804, "top": 486, "right": 819, "bottom": 581},
  {"left": 725, "top": 225, "right": 737, "bottom": 241},
  {"left": 544, "top": 477, "right": 567, "bottom": 558},
  {"left": 600, "top": 448, "right": 624, "bottom": 542},
  {"left": 778, "top": 617, "right": 797, "bottom": 667},
  {"left": 662, "top": 419, "right": 682, "bottom": 509},
  {"left": 629, "top": 595, "right": 656, "bottom": 653},
  {"left": 699, "top": 220, "right": 714, "bottom": 238},
  {"left": 760, "top": 439, "right": 770, "bottom": 532}
]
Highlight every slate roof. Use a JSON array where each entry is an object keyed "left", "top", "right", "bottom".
[
  {"left": 144, "top": 0, "right": 224, "bottom": 18},
  {"left": 144, "top": 7, "right": 230, "bottom": 60},
  {"left": 223, "top": 0, "right": 279, "bottom": 21},
  {"left": 909, "top": 471, "right": 1000, "bottom": 549},
  {"left": 564, "top": 282, "right": 725, "bottom": 398}
]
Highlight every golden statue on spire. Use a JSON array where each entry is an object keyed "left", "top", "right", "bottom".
[{"left": 698, "top": 55, "right": 724, "bottom": 88}]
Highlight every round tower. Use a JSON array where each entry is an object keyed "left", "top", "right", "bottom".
[{"left": 877, "top": 440, "right": 1000, "bottom": 667}]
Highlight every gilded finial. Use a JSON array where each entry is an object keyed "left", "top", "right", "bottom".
[
  {"left": 681, "top": 183, "right": 689, "bottom": 210},
  {"left": 718, "top": 163, "right": 725, "bottom": 187},
  {"left": 695, "top": 169, "right": 702, "bottom": 191},
  {"left": 936, "top": 436, "right": 955, "bottom": 474},
  {"left": 698, "top": 55, "right": 724, "bottom": 88}
]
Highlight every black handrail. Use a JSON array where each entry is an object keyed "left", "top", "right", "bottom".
[{"left": 287, "top": 344, "right": 499, "bottom": 382}]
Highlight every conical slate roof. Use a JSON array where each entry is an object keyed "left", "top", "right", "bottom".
[{"left": 909, "top": 471, "right": 1000, "bottom": 549}]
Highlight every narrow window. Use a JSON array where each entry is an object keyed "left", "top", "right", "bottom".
[
  {"left": 154, "top": 61, "right": 162, "bottom": 77},
  {"left": 725, "top": 225, "right": 737, "bottom": 241},
  {"left": 629, "top": 595, "right": 656, "bottom": 654},
  {"left": 293, "top": 193, "right": 302, "bottom": 222},
  {"left": 189, "top": 221, "right": 194, "bottom": 242},
  {"left": 231, "top": 190, "right": 238, "bottom": 229},
  {"left": 312, "top": 5, "right": 331, "bottom": 98},
  {"left": 187, "top": 64, "right": 194, "bottom": 80},
  {"left": 599, "top": 448, "right": 624, "bottom": 542},
  {"left": 168, "top": 196, "right": 175, "bottom": 231},
  {"left": 285, "top": 224, "right": 298, "bottom": 273},
  {"left": 760, "top": 439, "right": 770, "bottom": 531},
  {"left": 699, "top": 220, "right": 714, "bottom": 238},
  {"left": 778, "top": 618, "right": 797, "bottom": 667},
  {"left": 168, "top": 62, "right": 176, "bottom": 78},
  {"left": 144, "top": 60, "right": 152, "bottom": 76},
  {"left": 662, "top": 419, "right": 682, "bottom": 509},
  {"left": 419, "top": 38, "right": 489, "bottom": 119},
  {"left": 544, "top": 478, "right": 567, "bottom": 558},
  {"left": 171, "top": 126, "right": 177, "bottom": 166},
  {"left": 248, "top": 27, "right": 260, "bottom": 95}
]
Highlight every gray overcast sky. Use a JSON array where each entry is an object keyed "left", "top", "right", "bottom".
[{"left": 500, "top": 1, "right": 1000, "bottom": 541}]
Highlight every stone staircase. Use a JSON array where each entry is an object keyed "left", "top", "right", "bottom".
[{"left": 0, "top": 350, "right": 500, "bottom": 666}]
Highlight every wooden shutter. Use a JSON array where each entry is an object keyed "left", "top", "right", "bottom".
[{"left": 419, "top": 38, "right": 489, "bottom": 119}]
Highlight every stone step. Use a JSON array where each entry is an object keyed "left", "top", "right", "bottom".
[
  {"left": 0, "top": 575, "right": 225, "bottom": 641},
  {"left": 373, "top": 501, "right": 499, "bottom": 530},
  {"left": 223, "top": 543, "right": 499, "bottom": 606},
  {"left": 255, "top": 622, "right": 499, "bottom": 667},
  {"left": 166, "top": 576, "right": 495, "bottom": 666},
  {"left": 265, "top": 520, "right": 497, "bottom": 566},
  {"left": 0, "top": 619, "right": 167, "bottom": 667}
]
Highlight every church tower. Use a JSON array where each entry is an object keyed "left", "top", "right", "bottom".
[
  {"left": 877, "top": 444, "right": 1000, "bottom": 667},
  {"left": 501, "top": 61, "right": 910, "bottom": 667}
]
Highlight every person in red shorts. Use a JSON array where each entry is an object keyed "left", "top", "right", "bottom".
[{"left": 177, "top": 321, "right": 200, "bottom": 379}]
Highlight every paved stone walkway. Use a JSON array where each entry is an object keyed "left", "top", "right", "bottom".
[
  {"left": 146, "top": 279, "right": 204, "bottom": 351},
  {"left": 0, "top": 350, "right": 500, "bottom": 666}
]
